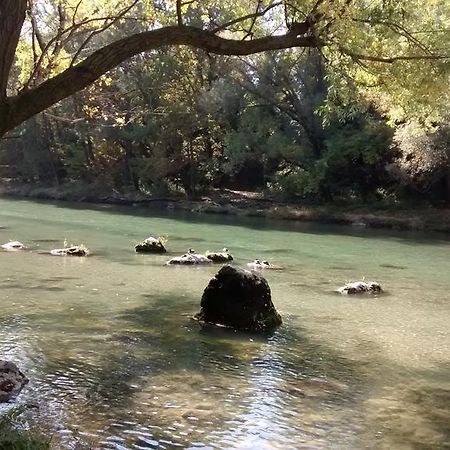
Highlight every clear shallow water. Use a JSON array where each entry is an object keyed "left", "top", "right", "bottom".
[{"left": 0, "top": 197, "right": 449, "bottom": 449}]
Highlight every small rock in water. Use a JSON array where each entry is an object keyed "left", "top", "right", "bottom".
[
  {"left": 167, "top": 250, "right": 212, "bottom": 265},
  {"left": 337, "top": 281, "right": 382, "bottom": 295},
  {"left": 205, "top": 248, "right": 233, "bottom": 263},
  {"left": 50, "top": 245, "right": 89, "bottom": 256},
  {"left": 1, "top": 241, "right": 26, "bottom": 251},
  {"left": 246, "top": 259, "right": 282, "bottom": 270},
  {"left": 0, "top": 360, "right": 29, "bottom": 402},
  {"left": 135, "top": 236, "right": 167, "bottom": 253}
]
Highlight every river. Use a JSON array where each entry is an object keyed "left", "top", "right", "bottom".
[{"left": 0, "top": 197, "right": 449, "bottom": 449}]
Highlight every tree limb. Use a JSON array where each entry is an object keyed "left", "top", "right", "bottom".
[
  {"left": 176, "top": 0, "right": 183, "bottom": 26},
  {"left": 352, "top": 18, "right": 434, "bottom": 56},
  {"left": 212, "top": 2, "right": 282, "bottom": 33},
  {"left": 0, "top": 25, "right": 319, "bottom": 137},
  {"left": 341, "top": 48, "right": 449, "bottom": 63},
  {"left": 0, "top": 0, "right": 27, "bottom": 99},
  {"left": 70, "top": 0, "right": 140, "bottom": 66},
  {"left": 28, "top": 0, "right": 46, "bottom": 52}
]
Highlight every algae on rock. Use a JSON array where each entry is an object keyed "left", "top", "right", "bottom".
[{"left": 195, "top": 265, "right": 282, "bottom": 332}]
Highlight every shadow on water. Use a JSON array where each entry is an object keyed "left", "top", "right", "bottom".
[
  {"left": 18, "top": 293, "right": 366, "bottom": 447},
  {"left": 3, "top": 290, "right": 450, "bottom": 448}
]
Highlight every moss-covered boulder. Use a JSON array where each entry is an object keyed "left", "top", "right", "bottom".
[
  {"left": 135, "top": 237, "right": 167, "bottom": 253},
  {"left": 194, "top": 265, "right": 282, "bottom": 332},
  {"left": 0, "top": 361, "right": 28, "bottom": 402}
]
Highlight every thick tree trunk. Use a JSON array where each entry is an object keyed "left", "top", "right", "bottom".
[
  {"left": 0, "top": 26, "right": 318, "bottom": 138},
  {"left": 0, "top": 0, "right": 27, "bottom": 99}
]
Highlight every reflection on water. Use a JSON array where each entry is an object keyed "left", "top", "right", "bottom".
[{"left": 0, "top": 197, "right": 449, "bottom": 449}]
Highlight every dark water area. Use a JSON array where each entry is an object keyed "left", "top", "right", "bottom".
[{"left": 0, "top": 198, "right": 449, "bottom": 449}]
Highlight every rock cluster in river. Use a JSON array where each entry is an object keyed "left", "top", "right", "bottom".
[{"left": 195, "top": 265, "right": 282, "bottom": 332}]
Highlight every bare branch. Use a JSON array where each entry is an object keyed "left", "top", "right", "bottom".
[
  {"left": 242, "top": 1, "right": 263, "bottom": 40},
  {"left": 212, "top": 2, "right": 282, "bottom": 34},
  {"left": 70, "top": 0, "right": 140, "bottom": 67},
  {"left": 72, "top": 0, "right": 84, "bottom": 27},
  {"left": 0, "top": 0, "right": 27, "bottom": 99},
  {"left": 23, "top": 12, "right": 145, "bottom": 90},
  {"left": 352, "top": 18, "right": 434, "bottom": 56},
  {"left": 43, "top": 111, "right": 85, "bottom": 123},
  {"left": 52, "top": 2, "right": 67, "bottom": 57},
  {"left": 28, "top": 0, "right": 46, "bottom": 52},
  {"left": 176, "top": 0, "right": 183, "bottom": 26},
  {"left": 341, "top": 47, "right": 449, "bottom": 63},
  {"left": 1, "top": 25, "right": 319, "bottom": 136}
]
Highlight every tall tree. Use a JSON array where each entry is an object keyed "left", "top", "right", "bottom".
[{"left": 0, "top": 0, "right": 449, "bottom": 138}]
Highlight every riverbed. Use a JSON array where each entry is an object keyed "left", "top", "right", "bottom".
[{"left": 0, "top": 197, "right": 449, "bottom": 449}]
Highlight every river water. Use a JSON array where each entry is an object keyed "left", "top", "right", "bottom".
[{"left": 0, "top": 197, "right": 449, "bottom": 449}]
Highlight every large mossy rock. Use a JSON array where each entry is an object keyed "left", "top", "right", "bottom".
[
  {"left": 195, "top": 265, "right": 282, "bottom": 332},
  {"left": 0, "top": 361, "right": 28, "bottom": 402}
]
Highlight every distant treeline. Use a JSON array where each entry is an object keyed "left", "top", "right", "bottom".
[{"left": 1, "top": 48, "right": 449, "bottom": 204}]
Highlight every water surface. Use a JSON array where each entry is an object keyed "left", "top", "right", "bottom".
[{"left": 0, "top": 198, "right": 449, "bottom": 449}]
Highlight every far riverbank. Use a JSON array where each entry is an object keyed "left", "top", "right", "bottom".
[{"left": 1, "top": 182, "right": 449, "bottom": 233}]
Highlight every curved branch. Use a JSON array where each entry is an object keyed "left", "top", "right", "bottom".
[
  {"left": 0, "top": 25, "right": 319, "bottom": 137},
  {"left": 341, "top": 47, "right": 449, "bottom": 63},
  {"left": 176, "top": 0, "right": 183, "bottom": 26},
  {"left": 0, "top": 0, "right": 27, "bottom": 99},
  {"left": 70, "top": 0, "right": 140, "bottom": 66},
  {"left": 212, "top": 2, "right": 282, "bottom": 33},
  {"left": 352, "top": 18, "right": 434, "bottom": 56}
]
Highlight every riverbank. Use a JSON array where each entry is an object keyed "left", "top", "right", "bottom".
[{"left": 1, "top": 182, "right": 449, "bottom": 233}]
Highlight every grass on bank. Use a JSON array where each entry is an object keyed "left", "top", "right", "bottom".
[{"left": 0, "top": 406, "right": 50, "bottom": 450}]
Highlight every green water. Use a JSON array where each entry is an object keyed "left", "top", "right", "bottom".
[{"left": 0, "top": 197, "right": 449, "bottom": 449}]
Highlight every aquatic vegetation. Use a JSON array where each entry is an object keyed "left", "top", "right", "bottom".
[{"left": 0, "top": 406, "right": 50, "bottom": 450}]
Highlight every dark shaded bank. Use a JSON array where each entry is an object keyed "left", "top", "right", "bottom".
[{"left": 1, "top": 182, "right": 449, "bottom": 233}]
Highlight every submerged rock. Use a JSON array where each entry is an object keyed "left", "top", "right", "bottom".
[
  {"left": 194, "top": 265, "right": 282, "bottom": 332},
  {"left": 246, "top": 259, "right": 282, "bottom": 270},
  {"left": 50, "top": 245, "right": 89, "bottom": 256},
  {"left": 135, "top": 236, "right": 167, "bottom": 253},
  {"left": 0, "top": 360, "right": 29, "bottom": 402},
  {"left": 337, "top": 281, "right": 382, "bottom": 295},
  {"left": 1, "top": 241, "right": 26, "bottom": 251},
  {"left": 205, "top": 248, "right": 233, "bottom": 263}
]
